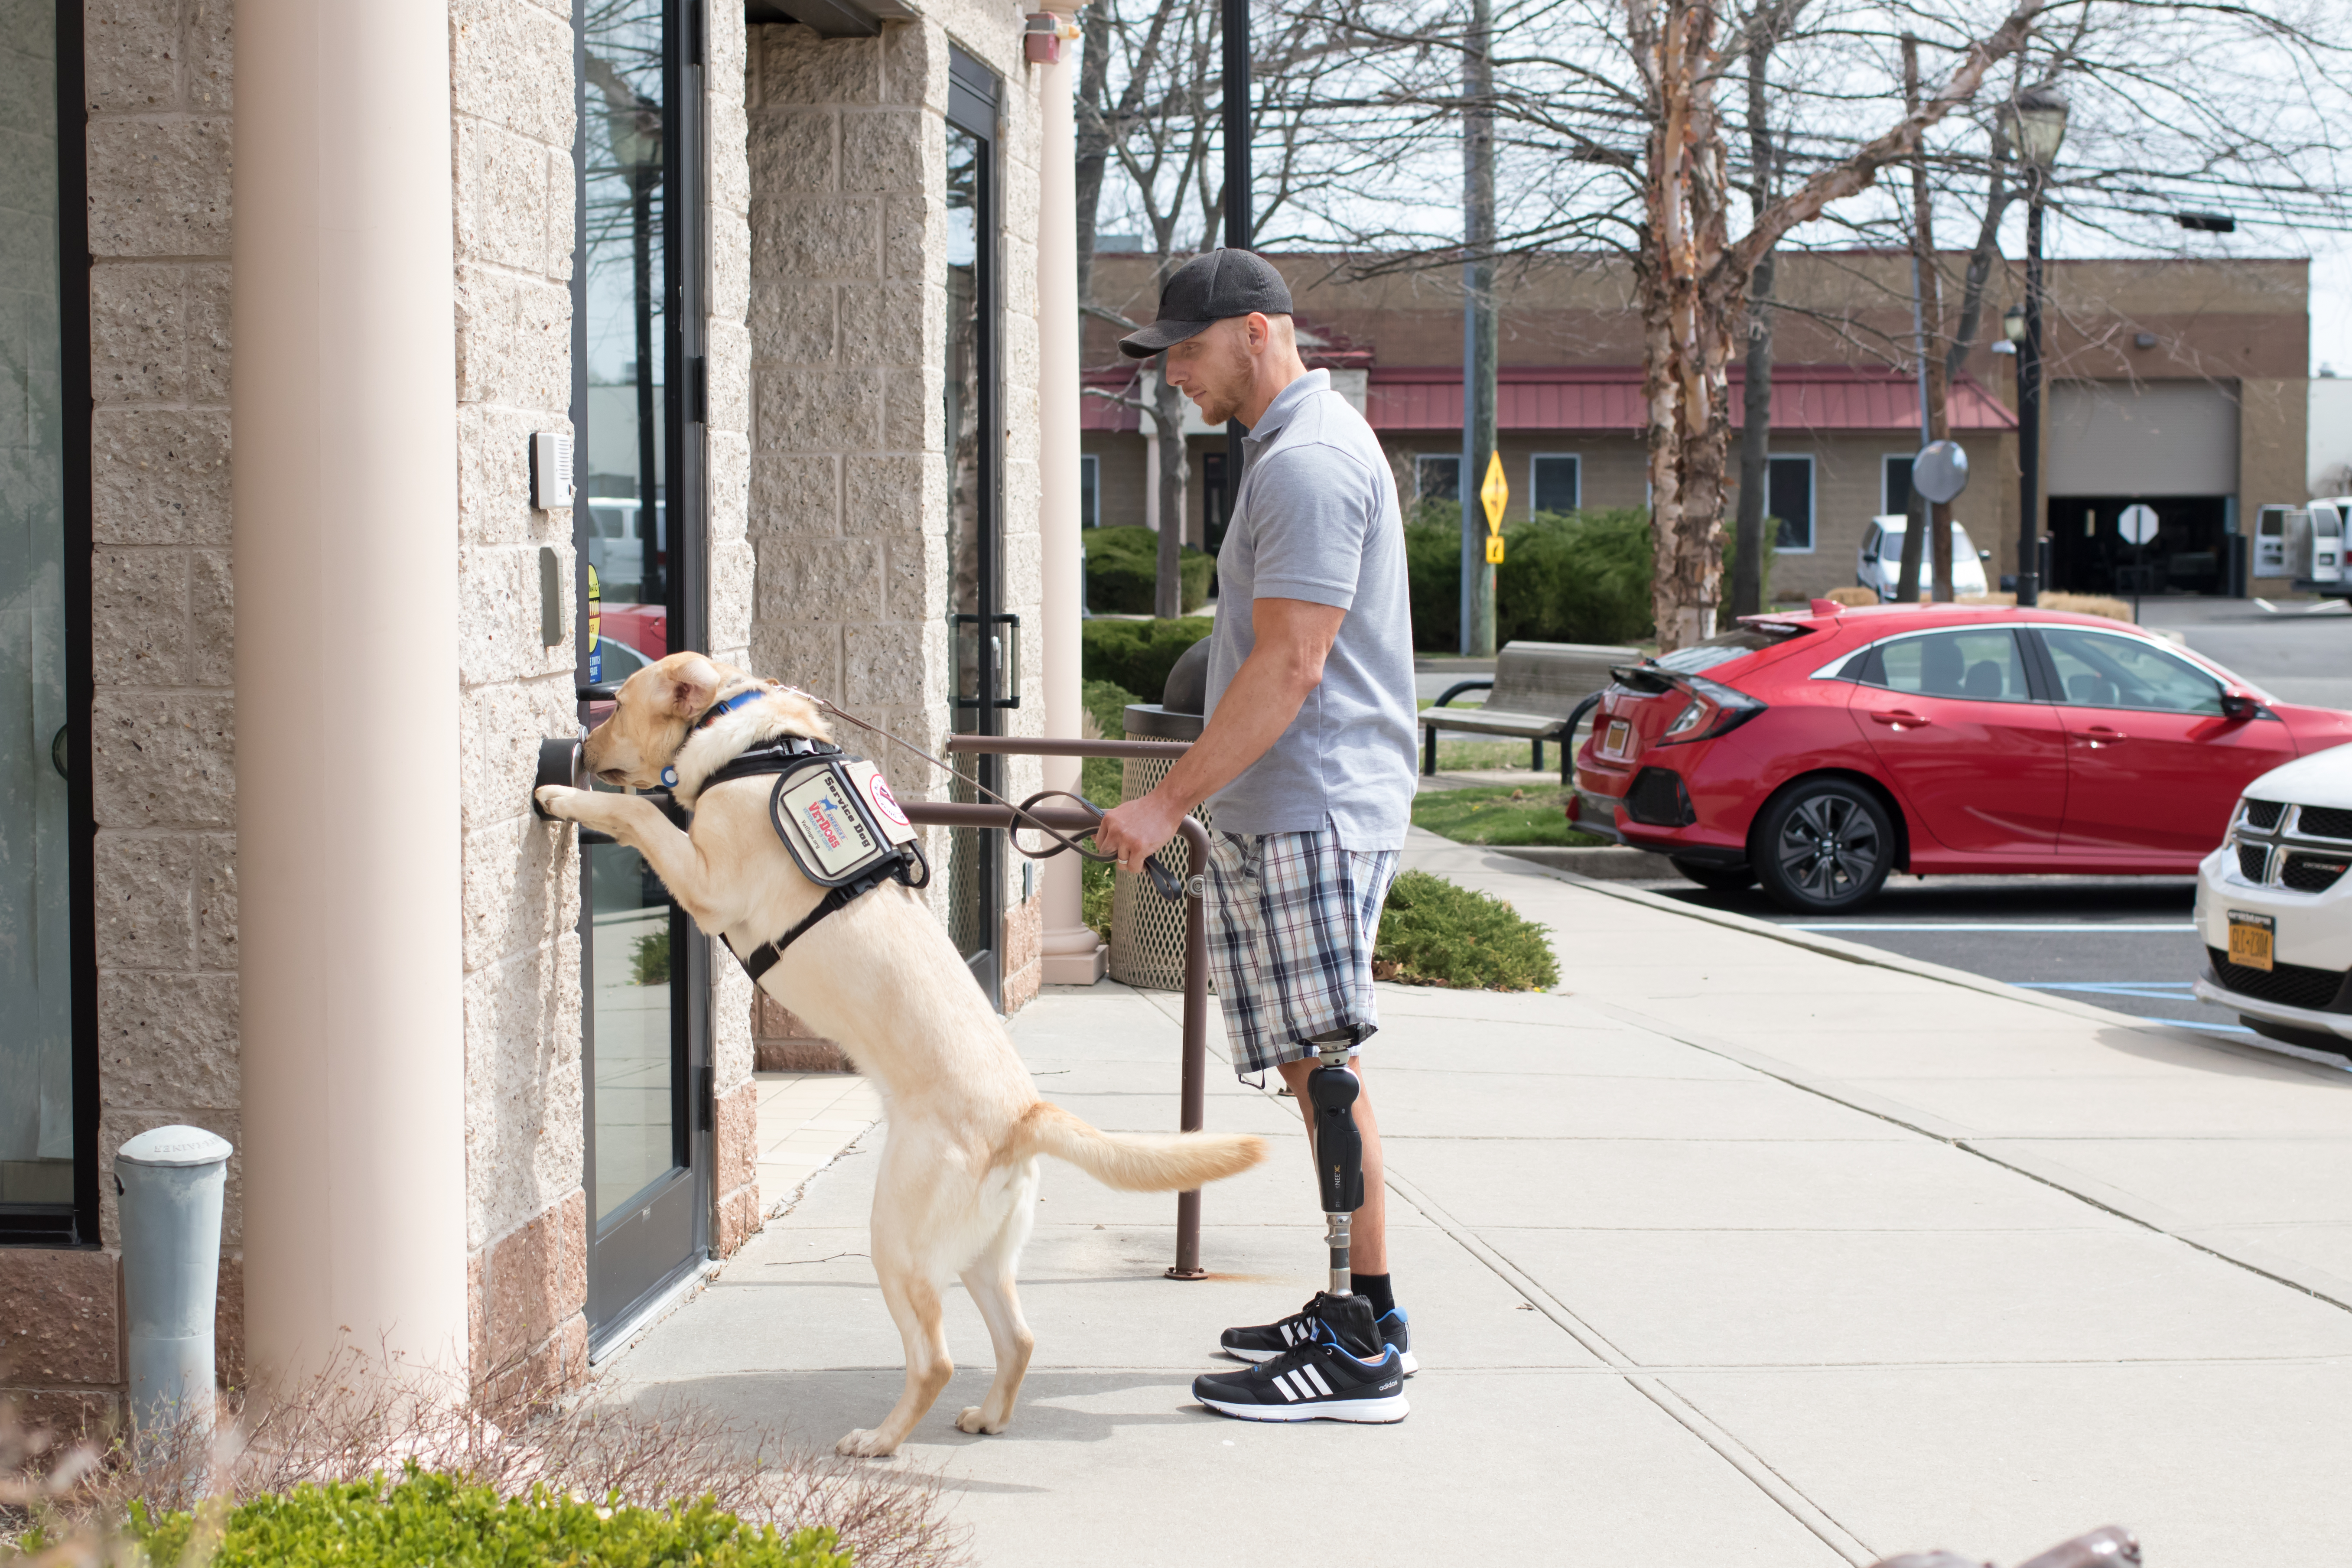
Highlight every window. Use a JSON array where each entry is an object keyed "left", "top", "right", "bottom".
[
  {"left": 1867, "top": 630, "right": 2030, "bottom": 702},
  {"left": 1530, "top": 454, "right": 1580, "bottom": 514},
  {"left": 1883, "top": 454, "right": 1914, "bottom": 516},
  {"left": 1415, "top": 454, "right": 1460, "bottom": 503},
  {"left": 1202, "top": 451, "right": 1228, "bottom": 552},
  {"left": 1767, "top": 455, "right": 1814, "bottom": 551},
  {"left": 2041, "top": 628, "right": 2224, "bottom": 715},
  {"left": 1079, "top": 453, "right": 1099, "bottom": 529},
  {"left": 3, "top": 0, "right": 94, "bottom": 1243}
]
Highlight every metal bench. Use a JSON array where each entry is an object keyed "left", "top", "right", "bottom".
[{"left": 1420, "top": 640, "right": 1638, "bottom": 782}]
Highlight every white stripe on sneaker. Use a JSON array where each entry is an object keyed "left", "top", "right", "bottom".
[
  {"left": 1300, "top": 1361, "right": 1334, "bottom": 1397},
  {"left": 1274, "top": 1373, "right": 1299, "bottom": 1402}
]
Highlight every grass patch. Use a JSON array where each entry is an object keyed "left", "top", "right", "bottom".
[
  {"left": 1374, "top": 870, "right": 1559, "bottom": 990},
  {"left": 1411, "top": 784, "right": 1605, "bottom": 848}
]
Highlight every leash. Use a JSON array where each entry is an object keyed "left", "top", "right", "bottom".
[{"left": 775, "top": 687, "right": 1191, "bottom": 903}]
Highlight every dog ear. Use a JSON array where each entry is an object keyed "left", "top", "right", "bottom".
[{"left": 662, "top": 654, "right": 724, "bottom": 719}]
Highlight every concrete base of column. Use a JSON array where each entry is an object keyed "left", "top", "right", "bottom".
[{"left": 1041, "top": 930, "right": 1108, "bottom": 986}]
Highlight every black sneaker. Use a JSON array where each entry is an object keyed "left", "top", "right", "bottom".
[
  {"left": 1192, "top": 1327, "right": 1409, "bottom": 1423},
  {"left": 1220, "top": 1293, "right": 1419, "bottom": 1376}
]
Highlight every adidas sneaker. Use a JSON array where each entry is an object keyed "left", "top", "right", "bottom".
[
  {"left": 1192, "top": 1327, "right": 1409, "bottom": 1423},
  {"left": 1220, "top": 1292, "right": 1418, "bottom": 1375}
]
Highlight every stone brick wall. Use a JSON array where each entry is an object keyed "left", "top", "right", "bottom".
[
  {"left": 12, "top": 0, "right": 247, "bottom": 1422},
  {"left": 706, "top": 0, "right": 761, "bottom": 1260},
  {"left": 743, "top": 5, "right": 1044, "bottom": 1019},
  {"left": 447, "top": 0, "right": 590, "bottom": 1399}
]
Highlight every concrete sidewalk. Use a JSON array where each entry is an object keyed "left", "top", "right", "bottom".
[{"left": 609, "top": 833, "right": 2352, "bottom": 1565}]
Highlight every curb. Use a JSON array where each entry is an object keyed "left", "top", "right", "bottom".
[{"left": 1494, "top": 845, "right": 1675, "bottom": 879}]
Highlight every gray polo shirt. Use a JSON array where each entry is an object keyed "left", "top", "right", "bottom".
[{"left": 1203, "top": 369, "right": 1418, "bottom": 846}]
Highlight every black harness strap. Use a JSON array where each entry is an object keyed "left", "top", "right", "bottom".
[
  {"left": 735, "top": 858, "right": 906, "bottom": 982},
  {"left": 683, "top": 729, "right": 920, "bottom": 982}
]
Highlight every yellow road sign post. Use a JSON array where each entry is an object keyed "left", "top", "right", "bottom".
[{"left": 1480, "top": 451, "right": 1508, "bottom": 564}]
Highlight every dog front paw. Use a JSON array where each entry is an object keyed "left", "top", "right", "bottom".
[
  {"left": 835, "top": 1428, "right": 899, "bottom": 1458},
  {"left": 954, "top": 1406, "right": 1008, "bottom": 1435},
  {"left": 535, "top": 784, "right": 584, "bottom": 820}
]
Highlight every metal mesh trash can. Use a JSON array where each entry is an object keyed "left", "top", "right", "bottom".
[{"left": 1108, "top": 703, "right": 1207, "bottom": 991}]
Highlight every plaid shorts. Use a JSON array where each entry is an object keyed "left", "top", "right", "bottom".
[{"left": 1203, "top": 823, "right": 1399, "bottom": 1077}]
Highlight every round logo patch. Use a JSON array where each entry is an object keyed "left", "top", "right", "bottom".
[{"left": 865, "top": 772, "right": 910, "bottom": 827}]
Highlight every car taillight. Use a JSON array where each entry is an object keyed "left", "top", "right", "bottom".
[{"left": 1657, "top": 675, "right": 1766, "bottom": 745}]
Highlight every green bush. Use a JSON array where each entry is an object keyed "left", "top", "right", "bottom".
[
  {"left": 1374, "top": 869, "right": 1561, "bottom": 991},
  {"left": 1403, "top": 504, "right": 1776, "bottom": 651},
  {"left": 1080, "top": 616, "right": 1214, "bottom": 703},
  {"left": 127, "top": 1469, "right": 851, "bottom": 1568},
  {"left": 1084, "top": 525, "right": 1214, "bottom": 615},
  {"left": 1080, "top": 679, "right": 1135, "bottom": 810}
]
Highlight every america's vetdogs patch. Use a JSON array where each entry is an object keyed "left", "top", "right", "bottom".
[{"left": 775, "top": 768, "right": 888, "bottom": 880}]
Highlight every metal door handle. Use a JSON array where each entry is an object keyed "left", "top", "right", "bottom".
[
  {"left": 1869, "top": 709, "right": 1931, "bottom": 728},
  {"left": 2082, "top": 725, "right": 2127, "bottom": 745}
]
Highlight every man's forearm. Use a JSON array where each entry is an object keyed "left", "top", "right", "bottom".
[{"left": 1151, "top": 646, "right": 1317, "bottom": 813}]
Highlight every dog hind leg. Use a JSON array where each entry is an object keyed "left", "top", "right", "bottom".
[
  {"left": 955, "top": 1163, "right": 1039, "bottom": 1436},
  {"left": 836, "top": 1264, "right": 954, "bottom": 1458}
]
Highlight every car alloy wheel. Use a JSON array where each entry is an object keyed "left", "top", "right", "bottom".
[{"left": 1757, "top": 780, "right": 1892, "bottom": 913}]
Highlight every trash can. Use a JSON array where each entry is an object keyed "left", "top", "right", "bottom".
[
  {"left": 1108, "top": 638, "right": 1213, "bottom": 992},
  {"left": 116, "top": 1125, "right": 232, "bottom": 1448}
]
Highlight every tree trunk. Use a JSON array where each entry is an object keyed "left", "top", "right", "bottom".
[
  {"left": 1461, "top": 0, "right": 1497, "bottom": 656},
  {"left": 1902, "top": 36, "right": 1954, "bottom": 601},
  {"left": 1074, "top": 3, "right": 1113, "bottom": 311},
  {"left": 1633, "top": 0, "right": 1734, "bottom": 652},
  {"left": 1730, "top": 20, "right": 1779, "bottom": 621},
  {"left": 1151, "top": 372, "right": 1190, "bottom": 618},
  {"left": 1627, "top": 0, "right": 2041, "bottom": 649}
]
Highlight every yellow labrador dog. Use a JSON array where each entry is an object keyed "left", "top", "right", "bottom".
[{"left": 536, "top": 651, "right": 1266, "bottom": 1456}]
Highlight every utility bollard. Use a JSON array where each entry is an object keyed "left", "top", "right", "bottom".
[{"left": 115, "top": 1126, "right": 233, "bottom": 1460}]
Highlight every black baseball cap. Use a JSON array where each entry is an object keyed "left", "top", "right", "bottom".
[{"left": 1117, "top": 249, "right": 1293, "bottom": 359}]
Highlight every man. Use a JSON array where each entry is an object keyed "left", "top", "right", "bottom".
[{"left": 1094, "top": 249, "right": 1419, "bottom": 1425}]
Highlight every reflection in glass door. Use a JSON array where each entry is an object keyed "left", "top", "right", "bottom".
[
  {"left": 945, "top": 52, "right": 1002, "bottom": 1008},
  {"left": 0, "top": 0, "right": 91, "bottom": 1243},
  {"left": 574, "top": 0, "right": 708, "bottom": 1344}
]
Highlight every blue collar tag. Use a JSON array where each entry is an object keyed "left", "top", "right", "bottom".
[{"left": 660, "top": 765, "right": 678, "bottom": 788}]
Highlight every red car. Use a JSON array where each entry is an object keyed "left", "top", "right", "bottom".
[{"left": 1570, "top": 602, "right": 2352, "bottom": 912}]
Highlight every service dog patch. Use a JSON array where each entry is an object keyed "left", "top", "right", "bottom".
[{"left": 774, "top": 766, "right": 894, "bottom": 882}]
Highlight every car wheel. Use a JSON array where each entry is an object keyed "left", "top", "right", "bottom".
[
  {"left": 1671, "top": 857, "right": 1757, "bottom": 893},
  {"left": 1754, "top": 778, "right": 1893, "bottom": 914}
]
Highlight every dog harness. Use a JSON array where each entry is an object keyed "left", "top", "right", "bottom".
[{"left": 684, "top": 696, "right": 929, "bottom": 982}]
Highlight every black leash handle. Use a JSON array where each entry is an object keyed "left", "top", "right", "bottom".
[{"left": 1012, "top": 789, "right": 1187, "bottom": 903}]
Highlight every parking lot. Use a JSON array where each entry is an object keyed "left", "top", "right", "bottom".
[{"left": 1422, "top": 597, "right": 2352, "bottom": 1055}]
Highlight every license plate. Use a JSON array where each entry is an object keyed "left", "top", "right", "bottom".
[
  {"left": 2228, "top": 911, "right": 2275, "bottom": 973},
  {"left": 1603, "top": 719, "right": 1631, "bottom": 758}
]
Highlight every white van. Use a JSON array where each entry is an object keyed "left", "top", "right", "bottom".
[{"left": 1856, "top": 514, "right": 1991, "bottom": 601}]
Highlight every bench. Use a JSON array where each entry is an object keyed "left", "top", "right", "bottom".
[{"left": 1420, "top": 640, "right": 1638, "bottom": 782}]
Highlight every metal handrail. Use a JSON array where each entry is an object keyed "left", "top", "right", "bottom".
[{"left": 906, "top": 735, "right": 1212, "bottom": 1280}]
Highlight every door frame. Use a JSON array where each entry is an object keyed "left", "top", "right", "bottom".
[{"left": 570, "top": 0, "right": 712, "bottom": 1351}]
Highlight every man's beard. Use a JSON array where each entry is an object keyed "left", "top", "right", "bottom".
[{"left": 1184, "top": 347, "right": 1254, "bottom": 425}]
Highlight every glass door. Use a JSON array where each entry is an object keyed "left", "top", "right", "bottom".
[
  {"left": 0, "top": 0, "right": 94, "bottom": 1246},
  {"left": 945, "top": 51, "right": 1004, "bottom": 1007},
  {"left": 574, "top": 0, "right": 709, "bottom": 1345}
]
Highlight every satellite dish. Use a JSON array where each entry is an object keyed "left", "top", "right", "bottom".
[{"left": 1913, "top": 440, "right": 1969, "bottom": 505}]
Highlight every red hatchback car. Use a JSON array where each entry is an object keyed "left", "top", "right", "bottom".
[{"left": 1571, "top": 602, "right": 2352, "bottom": 912}]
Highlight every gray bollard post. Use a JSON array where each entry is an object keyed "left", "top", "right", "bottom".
[{"left": 115, "top": 1126, "right": 233, "bottom": 1458}]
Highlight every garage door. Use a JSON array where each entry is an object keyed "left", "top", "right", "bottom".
[{"left": 2049, "top": 381, "right": 2239, "bottom": 495}]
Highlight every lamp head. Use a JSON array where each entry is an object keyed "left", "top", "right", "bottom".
[
  {"left": 2003, "top": 303, "right": 2028, "bottom": 345},
  {"left": 2006, "top": 80, "right": 2070, "bottom": 172}
]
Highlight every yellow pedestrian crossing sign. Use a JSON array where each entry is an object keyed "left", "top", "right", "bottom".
[{"left": 1479, "top": 451, "right": 1507, "bottom": 564}]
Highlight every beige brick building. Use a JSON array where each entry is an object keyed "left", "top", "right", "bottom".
[
  {"left": 1082, "top": 251, "right": 2309, "bottom": 611},
  {"left": 1, "top": 0, "right": 1093, "bottom": 1420}
]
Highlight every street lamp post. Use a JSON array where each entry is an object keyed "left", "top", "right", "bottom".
[{"left": 2004, "top": 81, "right": 2068, "bottom": 607}]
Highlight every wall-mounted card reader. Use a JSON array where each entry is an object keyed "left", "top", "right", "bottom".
[{"left": 531, "top": 432, "right": 574, "bottom": 510}]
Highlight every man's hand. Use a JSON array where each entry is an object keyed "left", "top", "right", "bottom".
[{"left": 1094, "top": 789, "right": 1189, "bottom": 875}]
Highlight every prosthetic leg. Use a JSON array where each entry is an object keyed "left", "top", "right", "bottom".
[{"left": 1304, "top": 1028, "right": 1383, "bottom": 1359}]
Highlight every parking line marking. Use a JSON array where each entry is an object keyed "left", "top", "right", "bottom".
[
  {"left": 2012, "top": 980, "right": 2199, "bottom": 997},
  {"left": 1784, "top": 922, "right": 2198, "bottom": 933}
]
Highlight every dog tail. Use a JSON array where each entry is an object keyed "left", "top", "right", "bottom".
[{"left": 1005, "top": 1101, "right": 1267, "bottom": 1192}]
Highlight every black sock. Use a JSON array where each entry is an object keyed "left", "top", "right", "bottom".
[{"left": 1354, "top": 1272, "right": 1395, "bottom": 1318}]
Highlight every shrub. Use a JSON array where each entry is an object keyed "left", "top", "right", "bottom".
[
  {"left": 1084, "top": 525, "right": 1214, "bottom": 615},
  {"left": 1410, "top": 785, "right": 1604, "bottom": 848},
  {"left": 1081, "top": 616, "right": 1214, "bottom": 702},
  {"left": 128, "top": 1470, "right": 852, "bottom": 1568},
  {"left": 1404, "top": 505, "right": 1776, "bottom": 650},
  {"left": 1374, "top": 870, "right": 1560, "bottom": 991},
  {"left": 632, "top": 927, "right": 671, "bottom": 986}
]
